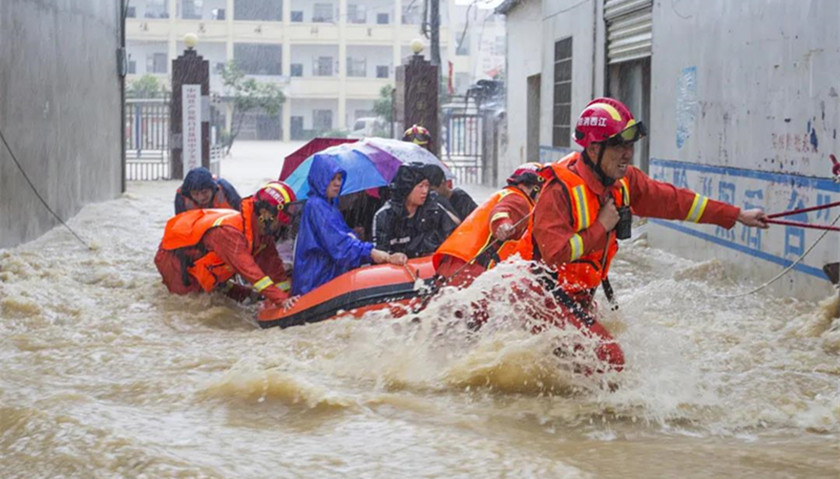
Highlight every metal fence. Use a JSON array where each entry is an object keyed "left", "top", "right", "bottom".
[
  {"left": 444, "top": 113, "right": 484, "bottom": 184},
  {"left": 126, "top": 98, "right": 171, "bottom": 180},
  {"left": 125, "top": 97, "right": 225, "bottom": 180}
]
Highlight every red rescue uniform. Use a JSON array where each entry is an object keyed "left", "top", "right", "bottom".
[
  {"left": 434, "top": 186, "right": 534, "bottom": 288},
  {"left": 154, "top": 198, "right": 290, "bottom": 304},
  {"left": 524, "top": 151, "right": 740, "bottom": 371}
]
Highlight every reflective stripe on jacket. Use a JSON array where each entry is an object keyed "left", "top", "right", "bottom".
[
  {"left": 433, "top": 186, "right": 534, "bottom": 270},
  {"left": 160, "top": 199, "right": 256, "bottom": 292},
  {"left": 533, "top": 152, "right": 630, "bottom": 292}
]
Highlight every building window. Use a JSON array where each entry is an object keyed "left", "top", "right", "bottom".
[
  {"left": 234, "top": 0, "right": 282, "bottom": 21},
  {"left": 234, "top": 43, "right": 282, "bottom": 75},
  {"left": 376, "top": 13, "right": 389, "bottom": 24},
  {"left": 290, "top": 63, "right": 303, "bottom": 77},
  {"left": 291, "top": 10, "right": 303, "bottom": 22},
  {"left": 347, "top": 4, "right": 366, "bottom": 24},
  {"left": 376, "top": 65, "right": 389, "bottom": 78},
  {"left": 347, "top": 58, "right": 366, "bottom": 77},
  {"left": 148, "top": 52, "right": 167, "bottom": 73},
  {"left": 127, "top": 60, "right": 137, "bottom": 74},
  {"left": 313, "top": 56, "right": 334, "bottom": 76},
  {"left": 553, "top": 37, "right": 572, "bottom": 148},
  {"left": 313, "top": 3, "right": 334, "bottom": 23},
  {"left": 181, "top": 0, "right": 203, "bottom": 20},
  {"left": 402, "top": 4, "right": 421, "bottom": 24},
  {"left": 455, "top": 31, "right": 469, "bottom": 56},
  {"left": 313, "top": 110, "right": 333, "bottom": 131},
  {"left": 126, "top": 6, "right": 136, "bottom": 18},
  {"left": 145, "top": 0, "right": 168, "bottom": 18}
]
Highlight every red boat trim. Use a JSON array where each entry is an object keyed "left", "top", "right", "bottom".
[{"left": 258, "top": 279, "right": 431, "bottom": 329}]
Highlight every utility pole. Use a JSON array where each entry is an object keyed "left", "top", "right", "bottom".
[{"left": 430, "top": 0, "right": 441, "bottom": 66}]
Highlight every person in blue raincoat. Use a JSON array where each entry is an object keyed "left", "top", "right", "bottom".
[{"left": 292, "top": 155, "right": 408, "bottom": 296}]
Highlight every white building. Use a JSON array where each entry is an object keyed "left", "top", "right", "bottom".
[
  {"left": 126, "top": 0, "right": 497, "bottom": 141},
  {"left": 498, "top": 0, "right": 839, "bottom": 300}
]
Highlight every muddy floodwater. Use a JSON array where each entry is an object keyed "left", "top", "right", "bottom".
[{"left": 1, "top": 146, "right": 838, "bottom": 478}]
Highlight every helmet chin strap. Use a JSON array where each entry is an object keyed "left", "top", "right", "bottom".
[{"left": 583, "top": 146, "right": 616, "bottom": 186}]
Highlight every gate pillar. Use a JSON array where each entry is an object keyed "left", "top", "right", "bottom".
[{"left": 170, "top": 33, "right": 210, "bottom": 180}]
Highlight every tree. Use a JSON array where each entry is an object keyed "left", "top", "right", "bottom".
[
  {"left": 220, "top": 60, "right": 286, "bottom": 154},
  {"left": 372, "top": 84, "right": 393, "bottom": 121},
  {"left": 128, "top": 74, "right": 167, "bottom": 98}
]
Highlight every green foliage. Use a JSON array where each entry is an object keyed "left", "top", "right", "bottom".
[
  {"left": 372, "top": 84, "right": 393, "bottom": 121},
  {"left": 220, "top": 60, "right": 286, "bottom": 152},
  {"left": 128, "top": 74, "right": 167, "bottom": 98},
  {"left": 322, "top": 128, "right": 349, "bottom": 138}
]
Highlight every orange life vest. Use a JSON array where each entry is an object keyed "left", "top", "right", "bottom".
[
  {"left": 531, "top": 152, "right": 630, "bottom": 293},
  {"left": 433, "top": 186, "right": 534, "bottom": 270},
  {"left": 160, "top": 199, "right": 257, "bottom": 292},
  {"left": 177, "top": 185, "right": 236, "bottom": 211}
]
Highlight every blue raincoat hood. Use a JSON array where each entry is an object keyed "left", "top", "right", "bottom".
[{"left": 307, "top": 155, "right": 346, "bottom": 205}]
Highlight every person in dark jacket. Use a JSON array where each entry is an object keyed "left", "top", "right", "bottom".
[
  {"left": 372, "top": 163, "right": 458, "bottom": 258},
  {"left": 174, "top": 167, "right": 242, "bottom": 214},
  {"left": 421, "top": 164, "right": 478, "bottom": 221},
  {"left": 292, "top": 155, "right": 407, "bottom": 296}
]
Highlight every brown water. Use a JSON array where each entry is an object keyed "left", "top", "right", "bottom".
[{"left": 1, "top": 149, "right": 838, "bottom": 478}]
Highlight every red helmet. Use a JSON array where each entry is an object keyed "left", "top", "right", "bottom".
[
  {"left": 573, "top": 98, "right": 647, "bottom": 148},
  {"left": 506, "top": 162, "right": 543, "bottom": 186},
  {"left": 254, "top": 181, "right": 297, "bottom": 224},
  {"left": 402, "top": 124, "right": 431, "bottom": 146}
]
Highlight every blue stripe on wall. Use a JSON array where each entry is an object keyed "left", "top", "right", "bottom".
[
  {"left": 648, "top": 219, "right": 826, "bottom": 279},
  {"left": 647, "top": 158, "right": 837, "bottom": 280},
  {"left": 650, "top": 158, "right": 840, "bottom": 193}
]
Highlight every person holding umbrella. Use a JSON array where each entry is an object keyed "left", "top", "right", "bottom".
[{"left": 292, "top": 154, "right": 407, "bottom": 296}]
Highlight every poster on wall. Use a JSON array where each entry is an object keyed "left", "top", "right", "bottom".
[{"left": 182, "top": 84, "right": 202, "bottom": 172}]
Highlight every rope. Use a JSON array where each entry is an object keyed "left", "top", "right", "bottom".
[
  {"left": 709, "top": 210, "right": 840, "bottom": 299},
  {"left": 0, "top": 126, "right": 92, "bottom": 250}
]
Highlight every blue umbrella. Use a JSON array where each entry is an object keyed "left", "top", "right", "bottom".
[{"left": 285, "top": 141, "right": 451, "bottom": 200}]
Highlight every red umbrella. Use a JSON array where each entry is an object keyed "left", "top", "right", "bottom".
[{"left": 279, "top": 137, "right": 355, "bottom": 181}]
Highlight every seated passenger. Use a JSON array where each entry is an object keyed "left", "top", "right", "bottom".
[
  {"left": 292, "top": 155, "right": 406, "bottom": 296},
  {"left": 421, "top": 164, "right": 479, "bottom": 223},
  {"left": 372, "top": 163, "right": 458, "bottom": 259},
  {"left": 174, "top": 166, "right": 242, "bottom": 214},
  {"left": 155, "top": 181, "right": 297, "bottom": 306}
]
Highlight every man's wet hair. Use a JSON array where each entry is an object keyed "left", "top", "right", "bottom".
[{"left": 421, "top": 164, "right": 445, "bottom": 188}]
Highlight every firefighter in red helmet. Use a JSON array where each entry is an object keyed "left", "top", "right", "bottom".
[
  {"left": 521, "top": 97, "right": 768, "bottom": 371},
  {"left": 154, "top": 181, "right": 300, "bottom": 307}
]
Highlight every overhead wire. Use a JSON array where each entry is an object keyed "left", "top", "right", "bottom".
[
  {"left": 708, "top": 211, "right": 840, "bottom": 299},
  {"left": 0, "top": 126, "right": 92, "bottom": 250}
]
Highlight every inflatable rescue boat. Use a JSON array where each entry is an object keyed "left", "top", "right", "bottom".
[{"left": 257, "top": 257, "right": 436, "bottom": 328}]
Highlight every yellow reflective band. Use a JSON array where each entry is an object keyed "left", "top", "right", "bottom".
[
  {"left": 685, "top": 194, "right": 709, "bottom": 223},
  {"left": 266, "top": 183, "right": 291, "bottom": 204},
  {"left": 254, "top": 276, "right": 273, "bottom": 292},
  {"left": 589, "top": 102, "right": 622, "bottom": 121},
  {"left": 572, "top": 185, "right": 590, "bottom": 230},
  {"left": 569, "top": 234, "right": 584, "bottom": 261},
  {"left": 619, "top": 179, "right": 630, "bottom": 206},
  {"left": 490, "top": 212, "right": 510, "bottom": 223},
  {"left": 212, "top": 212, "right": 238, "bottom": 227},
  {"left": 276, "top": 280, "right": 291, "bottom": 292}
]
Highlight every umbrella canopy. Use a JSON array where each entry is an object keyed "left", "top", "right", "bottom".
[
  {"left": 279, "top": 137, "right": 355, "bottom": 181},
  {"left": 284, "top": 139, "right": 453, "bottom": 200},
  {"left": 359, "top": 137, "right": 454, "bottom": 180}
]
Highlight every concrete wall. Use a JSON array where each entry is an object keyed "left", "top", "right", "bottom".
[
  {"left": 502, "top": 0, "right": 839, "bottom": 299},
  {"left": 499, "top": 0, "right": 542, "bottom": 182},
  {"left": 648, "top": 0, "right": 840, "bottom": 299},
  {"left": 0, "top": 0, "right": 122, "bottom": 249}
]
